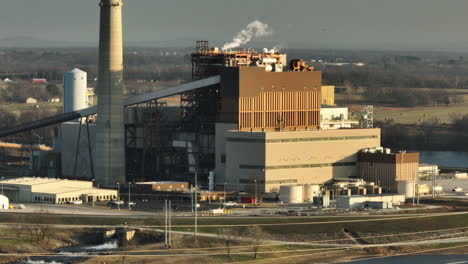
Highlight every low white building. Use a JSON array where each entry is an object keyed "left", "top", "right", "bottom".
[
  {"left": 0, "top": 177, "right": 117, "bottom": 204},
  {"left": 320, "top": 105, "right": 358, "bottom": 130},
  {"left": 419, "top": 164, "right": 439, "bottom": 178},
  {"left": 336, "top": 194, "right": 405, "bottom": 209},
  {"left": 25, "top": 97, "right": 38, "bottom": 104},
  {"left": 448, "top": 172, "right": 468, "bottom": 179},
  {"left": 0, "top": 195, "right": 9, "bottom": 209}
]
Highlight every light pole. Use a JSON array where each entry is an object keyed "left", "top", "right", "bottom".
[
  {"left": 194, "top": 172, "right": 198, "bottom": 242},
  {"left": 91, "top": 179, "right": 95, "bottom": 207},
  {"left": 1, "top": 177, "right": 4, "bottom": 195},
  {"left": 128, "top": 182, "right": 132, "bottom": 210},
  {"left": 224, "top": 182, "right": 227, "bottom": 202},
  {"left": 32, "top": 133, "right": 42, "bottom": 146},
  {"left": 117, "top": 182, "right": 120, "bottom": 211},
  {"left": 254, "top": 179, "right": 257, "bottom": 206}
]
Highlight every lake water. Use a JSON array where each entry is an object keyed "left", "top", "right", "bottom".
[
  {"left": 416, "top": 150, "right": 468, "bottom": 168},
  {"left": 345, "top": 254, "right": 468, "bottom": 264},
  {"left": 11, "top": 240, "right": 119, "bottom": 264}
]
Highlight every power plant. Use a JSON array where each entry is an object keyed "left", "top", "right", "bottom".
[{"left": 0, "top": 1, "right": 420, "bottom": 202}]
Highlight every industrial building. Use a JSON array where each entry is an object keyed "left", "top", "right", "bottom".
[
  {"left": 0, "top": 0, "right": 387, "bottom": 198},
  {"left": 135, "top": 181, "right": 190, "bottom": 192},
  {"left": 336, "top": 194, "right": 405, "bottom": 209},
  {"left": 358, "top": 148, "right": 419, "bottom": 194},
  {"left": 419, "top": 164, "right": 439, "bottom": 179},
  {"left": 217, "top": 128, "right": 380, "bottom": 192},
  {"left": 0, "top": 177, "right": 117, "bottom": 204},
  {"left": 320, "top": 105, "right": 359, "bottom": 130}
]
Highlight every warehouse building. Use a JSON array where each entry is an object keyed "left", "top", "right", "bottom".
[{"left": 0, "top": 177, "right": 117, "bottom": 204}]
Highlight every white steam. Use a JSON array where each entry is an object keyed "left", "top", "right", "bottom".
[{"left": 222, "top": 20, "right": 273, "bottom": 50}]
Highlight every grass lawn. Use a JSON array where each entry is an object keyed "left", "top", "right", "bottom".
[{"left": 373, "top": 103, "right": 468, "bottom": 124}]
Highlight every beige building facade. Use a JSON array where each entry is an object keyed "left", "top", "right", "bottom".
[{"left": 216, "top": 128, "right": 381, "bottom": 192}]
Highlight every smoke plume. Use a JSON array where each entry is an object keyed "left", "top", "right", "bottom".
[{"left": 222, "top": 20, "right": 273, "bottom": 50}]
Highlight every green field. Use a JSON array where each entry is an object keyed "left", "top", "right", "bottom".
[
  {"left": 0, "top": 102, "right": 62, "bottom": 117},
  {"left": 2, "top": 212, "right": 468, "bottom": 236},
  {"left": 374, "top": 103, "right": 468, "bottom": 124}
]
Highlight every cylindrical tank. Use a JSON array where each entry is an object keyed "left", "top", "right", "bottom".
[
  {"left": 280, "top": 185, "right": 303, "bottom": 204},
  {"left": 63, "top": 68, "right": 87, "bottom": 113},
  {"left": 264, "top": 64, "right": 273, "bottom": 72},
  {"left": 208, "top": 171, "right": 215, "bottom": 191},
  {"left": 0, "top": 195, "right": 9, "bottom": 210},
  {"left": 303, "top": 185, "right": 320, "bottom": 202},
  {"left": 397, "top": 180, "right": 415, "bottom": 198}
]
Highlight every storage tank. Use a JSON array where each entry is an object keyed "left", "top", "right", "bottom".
[
  {"left": 63, "top": 68, "right": 87, "bottom": 113},
  {"left": 303, "top": 185, "right": 320, "bottom": 202},
  {"left": 397, "top": 180, "right": 415, "bottom": 198},
  {"left": 280, "top": 185, "right": 303, "bottom": 204},
  {"left": 0, "top": 195, "right": 9, "bottom": 210}
]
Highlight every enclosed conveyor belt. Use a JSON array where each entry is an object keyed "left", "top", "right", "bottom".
[{"left": 0, "top": 75, "right": 220, "bottom": 138}]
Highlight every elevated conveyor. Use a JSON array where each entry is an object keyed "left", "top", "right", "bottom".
[{"left": 0, "top": 75, "right": 220, "bottom": 138}]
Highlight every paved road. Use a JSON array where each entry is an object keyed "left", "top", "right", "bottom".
[{"left": 0, "top": 202, "right": 454, "bottom": 219}]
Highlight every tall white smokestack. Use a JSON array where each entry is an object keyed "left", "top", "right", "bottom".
[{"left": 95, "top": 0, "right": 126, "bottom": 186}]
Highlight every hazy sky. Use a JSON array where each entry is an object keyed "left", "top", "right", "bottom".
[{"left": 2, "top": 0, "right": 468, "bottom": 50}]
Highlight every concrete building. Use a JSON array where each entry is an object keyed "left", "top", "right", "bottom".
[
  {"left": 135, "top": 181, "right": 190, "bottom": 192},
  {"left": 216, "top": 128, "right": 380, "bottom": 192},
  {"left": 0, "top": 195, "right": 9, "bottom": 209},
  {"left": 448, "top": 171, "right": 468, "bottom": 179},
  {"left": 0, "top": 177, "right": 116, "bottom": 204},
  {"left": 419, "top": 164, "right": 439, "bottom": 179},
  {"left": 336, "top": 194, "right": 405, "bottom": 209},
  {"left": 320, "top": 105, "right": 358, "bottom": 130},
  {"left": 358, "top": 149, "right": 419, "bottom": 193}
]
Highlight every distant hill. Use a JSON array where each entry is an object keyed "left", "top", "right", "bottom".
[{"left": 0, "top": 36, "right": 93, "bottom": 48}]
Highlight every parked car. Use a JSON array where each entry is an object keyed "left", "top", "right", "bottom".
[
  {"left": 71, "top": 199, "right": 83, "bottom": 205},
  {"left": 453, "top": 187, "right": 463, "bottom": 192},
  {"left": 223, "top": 201, "right": 238, "bottom": 207},
  {"left": 112, "top": 200, "right": 124, "bottom": 205}
]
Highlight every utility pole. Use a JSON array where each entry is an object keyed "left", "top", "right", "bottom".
[{"left": 128, "top": 182, "right": 132, "bottom": 210}]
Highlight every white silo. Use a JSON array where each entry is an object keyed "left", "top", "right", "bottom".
[
  {"left": 397, "top": 180, "right": 415, "bottom": 198},
  {"left": 63, "top": 68, "right": 87, "bottom": 113},
  {"left": 280, "top": 185, "right": 303, "bottom": 204}
]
